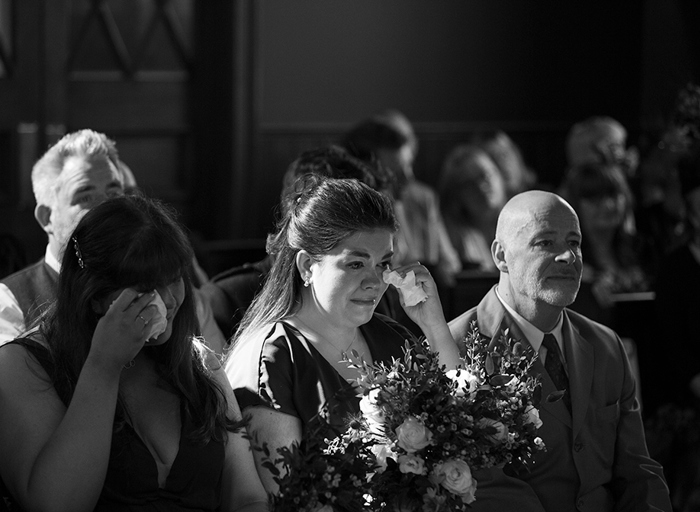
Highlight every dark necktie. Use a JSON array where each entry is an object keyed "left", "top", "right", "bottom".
[{"left": 542, "top": 333, "right": 572, "bottom": 413}]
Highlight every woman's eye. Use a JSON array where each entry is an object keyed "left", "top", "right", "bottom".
[
  {"left": 348, "top": 262, "right": 363, "bottom": 270},
  {"left": 568, "top": 240, "right": 581, "bottom": 248},
  {"left": 379, "top": 261, "right": 391, "bottom": 270}
]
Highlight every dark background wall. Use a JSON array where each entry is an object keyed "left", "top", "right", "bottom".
[
  {"left": 0, "top": 0, "right": 698, "bottom": 272},
  {"left": 244, "top": 0, "right": 695, "bottom": 243}
]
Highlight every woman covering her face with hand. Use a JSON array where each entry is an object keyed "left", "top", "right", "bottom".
[
  {"left": 0, "top": 194, "right": 267, "bottom": 512},
  {"left": 225, "top": 176, "right": 460, "bottom": 494}
]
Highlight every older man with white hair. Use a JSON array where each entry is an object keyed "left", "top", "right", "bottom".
[{"left": 0, "top": 129, "right": 225, "bottom": 353}]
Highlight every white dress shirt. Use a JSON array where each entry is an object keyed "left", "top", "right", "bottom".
[
  {"left": 495, "top": 287, "right": 566, "bottom": 371},
  {"left": 0, "top": 246, "right": 59, "bottom": 346}
]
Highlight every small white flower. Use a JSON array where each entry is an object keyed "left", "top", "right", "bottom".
[
  {"left": 359, "top": 388, "right": 384, "bottom": 426},
  {"left": 523, "top": 405, "right": 543, "bottom": 429},
  {"left": 446, "top": 368, "right": 479, "bottom": 399},
  {"left": 397, "top": 453, "right": 427, "bottom": 475},
  {"left": 370, "top": 443, "right": 396, "bottom": 473}
]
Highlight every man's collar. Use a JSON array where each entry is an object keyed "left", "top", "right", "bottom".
[
  {"left": 494, "top": 287, "right": 563, "bottom": 352},
  {"left": 45, "top": 246, "right": 60, "bottom": 274}
]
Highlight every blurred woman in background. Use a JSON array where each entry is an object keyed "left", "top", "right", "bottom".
[
  {"left": 438, "top": 144, "right": 508, "bottom": 272},
  {"left": 559, "top": 162, "right": 653, "bottom": 324}
]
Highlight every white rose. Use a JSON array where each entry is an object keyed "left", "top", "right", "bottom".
[
  {"left": 395, "top": 416, "right": 432, "bottom": 453},
  {"left": 370, "top": 443, "right": 396, "bottom": 473},
  {"left": 446, "top": 368, "right": 479, "bottom": 398},
  {"left": 398, "top": 453, "right": 427, "bottom": 475},
  {"left": 477, "top": 417, "right": 509, "bottom": 443},
  {"left": 431, "top": 459, "right": 477, "bottom": 503},
  {"left": 523, "top": 405, "right": 543, "bottom": 429}
]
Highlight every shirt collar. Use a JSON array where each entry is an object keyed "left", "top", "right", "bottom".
[
  {"left": 495, "top": 286, "right": 564, "bottom": 352},
  {"left": 45, "top": 245, "right": 60, "bottom": 274}
]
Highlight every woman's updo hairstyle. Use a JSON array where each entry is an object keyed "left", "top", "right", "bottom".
[{"left": 239, "top": 175, "right": 397, "bottom": 341}]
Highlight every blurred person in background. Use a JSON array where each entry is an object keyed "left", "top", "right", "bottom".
[
  {"left": 341, "top": 111, "right": 462, "bottom": 288},
  {"left": 636, "top": 83, "right": 700, "bottom": 265},
  {"left": 558, "top": 162, "right": 653, "bottom": 325},
  {"left": 438, "top": 143, "right": 508, "bottom": 272},
  {"left": 647, "top": 145, "right": 700, "bottom": 512},
  {"left": 566, "top": 116, "right": 639, "bottom": 177},
  {"left": 477, "top": 130, "right": 538, "bottom": 199}
]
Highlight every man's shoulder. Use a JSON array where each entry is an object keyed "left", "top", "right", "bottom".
[
  {"left": 1, "top": 259, "right": 54, "bottom": 287},
  {"left": 564, "top": 307, "right": 618, "bottom": 339},
  {"left": 448, "top": 304, "right": 482, "bottom": 342}
]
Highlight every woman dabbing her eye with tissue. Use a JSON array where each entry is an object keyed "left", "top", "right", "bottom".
[
  {"left": 225, "top": 176, "right": 461, "bottom": 494},
  {"left": 0, "top": 194, "right": 268, "bottom": 512}
]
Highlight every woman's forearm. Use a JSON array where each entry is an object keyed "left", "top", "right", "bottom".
[
  {"left": 421, "top": 321, "right": 462, "bottom": 370},
  {"left": 22, "top": 358, "right": 121, "bottom": 512}
]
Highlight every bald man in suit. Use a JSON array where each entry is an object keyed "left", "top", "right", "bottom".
[{"left": 449, "top": 191, "right": 670, "bottom": 511}]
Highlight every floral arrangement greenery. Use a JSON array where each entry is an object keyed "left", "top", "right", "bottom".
[
  {"left": 257, "top": 411, "right": 376, "bottom": 512},
  {"left": 345, "top": 322, "right": 546, "bottom": 511}
]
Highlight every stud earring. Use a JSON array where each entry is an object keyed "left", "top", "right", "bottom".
[{"left": 303, "top": 275, "right": 311, "bottom": 287}]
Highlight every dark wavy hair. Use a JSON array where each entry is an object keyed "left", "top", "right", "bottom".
[
  {"left": 559, "top": 162, "right": 641, "bottom": 269},
  {"left": 279, "top": 145, "right": 394, "bottom": 216},
  {"left": 39, "top": 193, "right": 235, "bottom": 443},
  {"left": 230, "top": 176, "right": 397, "bottom": 346}
]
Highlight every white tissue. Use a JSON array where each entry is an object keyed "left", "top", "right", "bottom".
[
  {"left": 382, "top": 269, "right": 428, "bottom": 307},
  {"left": 145, "top": 291, "right": 168, "bottom": 341}
]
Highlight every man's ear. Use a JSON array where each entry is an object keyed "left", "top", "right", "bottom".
[
  {"left": 34, "top": 204, "right": 52, "bottom": 235},
  {"left": 295, "top": 250, "right": 313, "bottom": 283},
  {"left": 492, "top": 239, "right": 508, "bottom": 273}
]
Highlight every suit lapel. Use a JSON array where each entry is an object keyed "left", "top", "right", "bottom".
[
  {"left": 475, "top": 289, "right": 572, "bottom": 428},
  {"left": 562, "top": 313, "right": 594, "bottom": 437}
]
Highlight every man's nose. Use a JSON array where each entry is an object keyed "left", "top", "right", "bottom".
[{"left": 556, "top": 247, "right": 577, "bottom": 265}]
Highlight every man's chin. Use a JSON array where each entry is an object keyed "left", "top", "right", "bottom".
[{"left": 541, "top": 288, "right": 579, "bottom": 308}]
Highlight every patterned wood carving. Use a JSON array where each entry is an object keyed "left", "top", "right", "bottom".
[
  {"left": 67, "top": 0, "right": 193, "bottom": 78},
  {"left": 0, "top": 0, "right": 13, "bottom": 77}
]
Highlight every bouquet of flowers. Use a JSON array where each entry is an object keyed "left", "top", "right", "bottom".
[
  {"left": 345, "top": 322, "right": 545, "bottom": 511},
  {"left": 258, "top": 412, "right": 375, "bottom": 512}
]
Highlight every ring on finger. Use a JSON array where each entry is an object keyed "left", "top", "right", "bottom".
[{"left": 138, "top": 314, "right": 147, "bottom": 324}]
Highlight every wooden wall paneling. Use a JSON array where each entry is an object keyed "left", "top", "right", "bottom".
[
  {"left": 0, "top": 0, "right": 47, "bottom": 261},
  {"left": 61, "top": 0, "right": 196, "bottom": 227}
]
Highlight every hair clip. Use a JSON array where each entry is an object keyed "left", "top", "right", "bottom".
[{"left": 72, "top": 236, "right": 85, "bottom": 269}]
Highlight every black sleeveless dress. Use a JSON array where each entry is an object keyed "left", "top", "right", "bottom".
[{"left": 3, "top": 339, "right": 224, "bottom": 512}]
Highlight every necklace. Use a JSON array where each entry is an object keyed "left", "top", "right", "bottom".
[
  {"left": 123, "top": 359, "right": 135, "bottom": 369},
  {"left": 294, "top": 316, "right": 360, "bottom": 355}
]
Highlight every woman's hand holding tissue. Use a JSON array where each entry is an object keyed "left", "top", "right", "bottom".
[
  {"left": 382, "top": 263, "right": 448, "bottom": 332},
  {"left": 89, "top": 288, "right": 166, "bottom": 371},
  {"left": 382, "top": 263, "right": 461, "bottom": 370}
]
